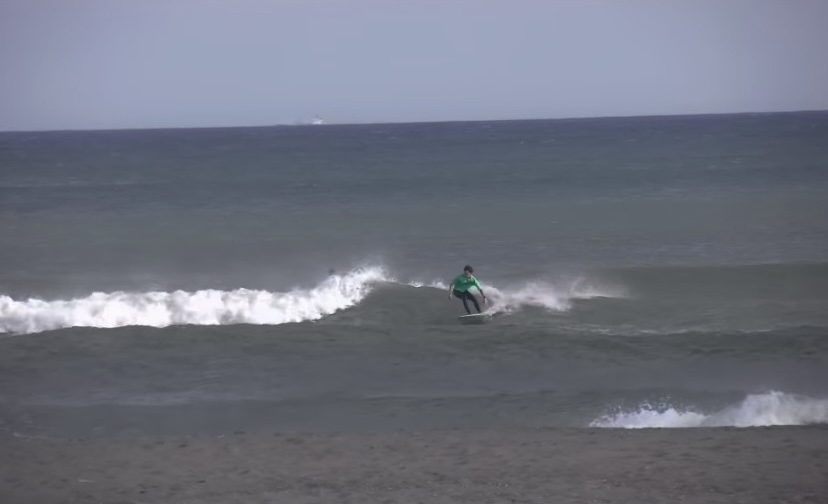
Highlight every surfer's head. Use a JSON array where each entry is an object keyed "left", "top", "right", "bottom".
[{"left": 463, "top": 265, "right": 474, "bottom": 275}]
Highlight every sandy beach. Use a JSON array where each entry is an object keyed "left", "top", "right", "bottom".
[{"left": 2, "top": 425, "right": 826, "bottom": 504}]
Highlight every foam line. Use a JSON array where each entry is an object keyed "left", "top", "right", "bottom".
[{"left": 590, "top": 391, "right": 828, "bottom": 428}]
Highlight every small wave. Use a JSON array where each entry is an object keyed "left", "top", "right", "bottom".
[
  {"left": 0, "top": 267, "right": 388, "bottom": 335},
  {"left": 590, "top": 391, "right": 828, "bottom": 428}
]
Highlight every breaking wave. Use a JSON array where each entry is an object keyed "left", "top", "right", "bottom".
[
  {"left": 0, "top": 267, "right": 388, "bottom": 335},
  {"left": 0, "top": 267, "right": 616, "bottom": 335},
  {"left": 590, "top": 391, "right": 828, "bottom": 428}
]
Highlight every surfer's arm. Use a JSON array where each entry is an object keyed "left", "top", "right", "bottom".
[
  {"left": 475, "top": 280, "right": 487, "bottom": 300},
  {"left": 447, "top": 282, "right": 454, "bottom": 298}
]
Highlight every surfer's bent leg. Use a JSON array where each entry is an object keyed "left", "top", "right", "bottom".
[
  {"left": 453, "top": 289, "right": 472, "bottom": 314},
  {"left": 468, "top": 292, "right": 482, "bottom": 313},
  {"left": 454, "top": 290, "right": 480, "bottom": 314}
]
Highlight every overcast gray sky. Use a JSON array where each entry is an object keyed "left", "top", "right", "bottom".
[{"left": 1, "top": 0, "right": 827, "bottom": 131}]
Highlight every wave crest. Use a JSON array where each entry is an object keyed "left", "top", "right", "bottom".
[{"left": 0, "top": 267, "right": 388, "bottom": 335}]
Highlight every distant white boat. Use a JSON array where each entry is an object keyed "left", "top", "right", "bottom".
[{"left": 291, "top": 116, "right": 328, "bottom": 126}]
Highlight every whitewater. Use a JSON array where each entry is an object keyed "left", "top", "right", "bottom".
[
  {"left": 0, "top": 267, "right": 389, "bottom": 334},
  {"left": 590, "top": 391, "right": 828, "bottom": 428}
]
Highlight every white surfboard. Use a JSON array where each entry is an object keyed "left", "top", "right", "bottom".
[{"left": 458, "top": 313, "right": 491, "bottom": 324}]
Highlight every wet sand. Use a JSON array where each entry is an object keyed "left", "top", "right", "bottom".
[{"left": 2, "top": 426, "right": 826, "bottom": 504}]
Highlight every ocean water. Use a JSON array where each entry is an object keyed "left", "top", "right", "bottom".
[{"left": 1, "top": 112, "right": 828, "bottom": 433}]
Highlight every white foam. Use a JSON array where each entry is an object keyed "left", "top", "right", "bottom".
[
  {"left": 408, "top": 279, "right": 447, "bottom": 289},
  {"left": 0, "top": 267, "right": 388, "bottom": 335},
  {"left": 485, "top": 278, "right": 622, "bottom": 314},
  {"left": 411, "top": 276, "right": 620, "bottom": 314},
  {"left": 590, "top": 391, "right": 828, "bottom": 428}
]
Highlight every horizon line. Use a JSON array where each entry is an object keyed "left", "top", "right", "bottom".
[{"left": 3, "top": 107, "right": 827, "bottom": 135}]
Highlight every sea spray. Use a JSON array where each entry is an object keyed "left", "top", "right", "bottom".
[{"left": 485, "top": 277, "right": 624, "bottom": 314}]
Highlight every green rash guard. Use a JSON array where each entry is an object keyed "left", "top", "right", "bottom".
[{"left": 452, "top": 274, "right": 483, "bottom": 294}]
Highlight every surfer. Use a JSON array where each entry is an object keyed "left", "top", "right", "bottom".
[{"left": 448, "top": 265, "right": 487, "bottom": 314}]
